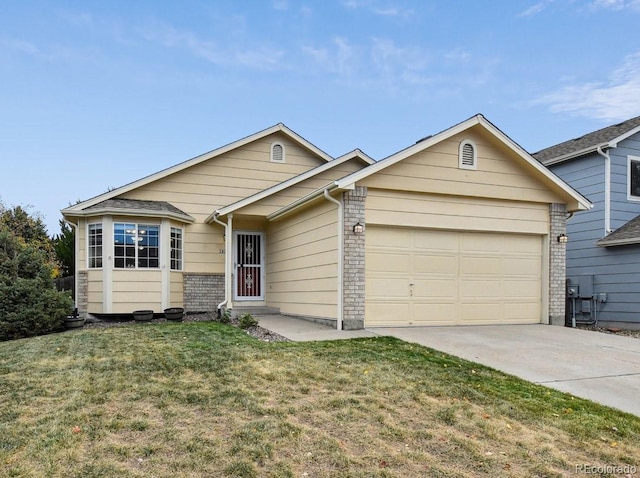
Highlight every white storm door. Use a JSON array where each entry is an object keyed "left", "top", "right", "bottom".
[{"left": 233, "top": 232, "right": 265, "bottom": 301}]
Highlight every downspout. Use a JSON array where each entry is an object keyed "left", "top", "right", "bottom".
[
  {"left": 596, "top": 145, "right": 612, "bottom": 235},
  {"left": 64, "top": 219, "right": 79, "bottom": 314},
  {"left": 211, "top": 212, "right": 233, "bottom": 313},
  {"left": 323, "top": 189, "right": 343, "bottom": 331}
]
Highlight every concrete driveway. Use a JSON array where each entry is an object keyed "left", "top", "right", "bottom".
[{"left": 372, "top": 324, "right": 640, "bottom": 417}]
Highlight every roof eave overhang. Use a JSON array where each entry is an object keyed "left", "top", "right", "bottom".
[
  {"left": 596, "top": 237, "right": 640, "bottom": 248},
  {"left": 63, "top": 207, "right": 195, "bottom": 224},
  {"left": 540, "top": 142, "right": 611, "bottom": 166}
]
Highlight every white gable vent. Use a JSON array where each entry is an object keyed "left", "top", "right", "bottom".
[
  {"left": 459, "top": 139, "right": 477, "bottom": 170},
  {"left": 271, "top": 143, "right": 285, "bottom": 163}
]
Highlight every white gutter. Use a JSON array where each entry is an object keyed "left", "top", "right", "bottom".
[
  {"left": 323, "top": 189, "right": 343, "bottom": 331},
  {"left": 596, "top": 145, "right": 612, "bottom": 234},
  {"left": 211, "top": 212, "right": 233, "bottom": 312}
]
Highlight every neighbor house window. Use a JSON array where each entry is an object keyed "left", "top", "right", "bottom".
[
  {"left": 271, "top": 142, "right": 285, "bottom": 163},
  {"left": 170, "top": 227, "right": 183, "bottom": 271},
  {"left": 88, "top": 223, "right": 103, "bottom": 268},
  {"left": 629, "top": 156, "right": 640, "bottom": 199},
  {"left": 459, "top": 139, "right": 477, "bottom": 170},
  {"left": 114, "top": 223, "right": 160, "bottom": 269}
]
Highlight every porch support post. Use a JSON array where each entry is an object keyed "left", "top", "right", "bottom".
[{"left": 226, "top": 213, "right": 234, "bottom": 311}]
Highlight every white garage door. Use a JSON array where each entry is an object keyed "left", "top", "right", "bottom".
[{"left": 365, "top": 227, "right": 543, "bottom": 327}]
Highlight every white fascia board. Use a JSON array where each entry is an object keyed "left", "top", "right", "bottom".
[
  {"left": 63, "top": 123, "right": 333, "bottom": 214},
  {"left": 208, "top": 149, "right": 373, "bottom": 221},
  {"left": 540, "top": 143, "right": 610, "bottom": 166},
  {"left": 478, "top": 117, "right": 593, "bottom": 211},
  {"left": 597, "top": 237, "right": 640, "bottom": 247},
  {"left": 609, "top": 124, "right": 640, "bottom": 147}
]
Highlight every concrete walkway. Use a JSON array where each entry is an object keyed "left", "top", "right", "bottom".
[
  {"left": 258, "top": 315, "right": 377, "bottom": 341},
  {"left": 258, "top": 316, "right": 640, "bottom": 416}
]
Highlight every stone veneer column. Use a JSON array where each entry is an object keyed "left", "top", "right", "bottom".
[
  {"left": 77, "top": 270, "right": 88, "bottom": 319},
  {"left": 342, "top": 186, "right": 367, "bottom": 330},
  {"left": 549, "top": 203, "right": 567, "bottom": 325},
  {"left": 183, "top": 273, "right": 225, "bottom": 313}
]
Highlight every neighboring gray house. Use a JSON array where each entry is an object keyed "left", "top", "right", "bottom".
[{"left": 534, "top": 116, "right": 640, "bottom": 330}]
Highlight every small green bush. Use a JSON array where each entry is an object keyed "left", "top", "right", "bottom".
[
  {"left": 0, "top": 228, "right": 73, "bottom": 341},
  {"left": 238, "top": 313, "right": 258, "bottom": 329}
]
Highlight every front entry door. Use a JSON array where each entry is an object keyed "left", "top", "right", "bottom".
[{"left": 233, "top": 232, "right": 264, "bottom": 300}]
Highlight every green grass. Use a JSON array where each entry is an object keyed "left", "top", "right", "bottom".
[{"left": 1, "top": 321, "right": 639, "bottom": 477}]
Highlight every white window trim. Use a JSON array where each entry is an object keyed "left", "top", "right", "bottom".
[
  {"left": 113, "top": 221, "right": 161, "bottom": 270},
  {"left": 627, "top": 155, "right": 640, "bottom": 202},
  {"left": 270, "top": 142, "right": 285, "bottom": 163},
  {"left": 459, "top": 139, "right": 477, "bottom": 170},
  {"left": 170, "top": 226, "right": 184, "bottom": 271},
  {"left": 87, "top": 222, "right": 103, "bottom": 269}
]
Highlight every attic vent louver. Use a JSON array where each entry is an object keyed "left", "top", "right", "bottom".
[
  {"left": 271, "top": 143, "right": 285, "bottom": 163},
  {"left": 459, "top": 139, "right": 477, "bottom": 170}
]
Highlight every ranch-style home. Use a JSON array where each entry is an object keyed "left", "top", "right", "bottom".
[{"left": 62, "top": 115, "right": 590, "bottom": 330}]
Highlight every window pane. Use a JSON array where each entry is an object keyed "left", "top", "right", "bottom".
[
  {"left": 170, "top": 227, "right": 183, "bottom": 270},
  {"left": 88, "top": 223, "right": 103, "bottom": 269},
  {"left": 631, "top": 160, "right": 640, "bottom": 197}
]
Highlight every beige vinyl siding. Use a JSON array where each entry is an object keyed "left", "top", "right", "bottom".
[
  {"left": 267, "top": 201, "right": 338, "bottom": 319},
  {"left": 366, "top": 189, "right": 550, "bottom": 234},
  {"left": 360, "top": 127, "right": 564, "bottom": 205},
  {"left": 111, "top": 270, "right": 162, "bottom": 313},
  {"left": 170, "top": 272, "right": 183, "bottom": 307},
  {"left": 238, "top": 158, "right": 365, "bottom": 216},
  {"left": 87, "top": 270, "right": 103, "bottom": 314},
  {"left": 118, "top": 133, "right": 327, "bottom": 275}
]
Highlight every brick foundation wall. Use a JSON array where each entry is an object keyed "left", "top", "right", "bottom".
[
  {"left": 77, "top": 270, "right": 88, "bottom": 319},
  {"left": 549, "top": 203, "right": 567, "bottom": 325},
  {"left": 183, "top": 273, "right": 225, "bottom": 313},
  {"left": 342, "top": 186, "right": 367, "bottom": 330}
]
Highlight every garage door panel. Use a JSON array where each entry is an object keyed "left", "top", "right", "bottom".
[
  {"left": 412, "top": 303, "right": 457, "bottom": 325},
  {"left": 460, "top": 279, "right": 503, "bottom": 298},
  {"left": 366, "top": 302, "right": 410, "bottom": 326},
  {"left": 367, "top": 251, "right": 411, "bottom": 273},
  {"left": 413, "top": 254, "right": 457, "bottom": 275},
  {"left": 461, "top": 256, "right": 503, "bottom": 275},
  {"left": 366, "top": 226, "right": 543, "bottom": 327},
  {"left": 367, "top": 277, "right": 410, "bottom": 298},
  {"left": 504, "top": 280, "right": 540, "bottom": 298},
  {"left": 505, "top": 257, "right": 540, "bottom": 276},
  {"left": 504, "top": 303, "right": 540, "bottom": 322},
  {"left": 461, "top": 303, "right": 502, "bottom": 322},
  {"left": 413, "top": 230, "right": 457, "bottom": 251},
  {"left": 413, "top": 279, "right": 457, "bottom": 298},
  {"left": 367, "top": 227, "right": 411, "bottom": 248}
]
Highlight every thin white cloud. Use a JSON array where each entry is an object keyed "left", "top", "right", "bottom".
[
  {"left": 341, "top": 0, "right": 411, "bottom": 16},
  {"left": 140, "top": 22, "right": 284, "bottom": 71},
  {"left": 535, "top": 51, "right": 640, "bottom": 121},
  {"left": 589, "top": 0, "right": 640, "bottom": 10},
  {"left": 518, "top": 0, "right": 555, "bottom": 17}
]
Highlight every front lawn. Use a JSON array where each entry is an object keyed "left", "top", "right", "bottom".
[{"left": 1, "top": 321, "right": 638, "bottom": 477}]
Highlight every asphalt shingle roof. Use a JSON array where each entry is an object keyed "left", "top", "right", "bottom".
[
  {"left": 597, "top": 215, "right": 640, "bottom": 247},
  {"left": 84, "top": 198, "right": 193, "bottom": 220},
  {"left": 533, "top": 115, "right": 640, "bottom": 163}
]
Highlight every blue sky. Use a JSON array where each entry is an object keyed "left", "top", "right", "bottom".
[{"left": 2, "top": 0, "right": 640, "bottom": 234}]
